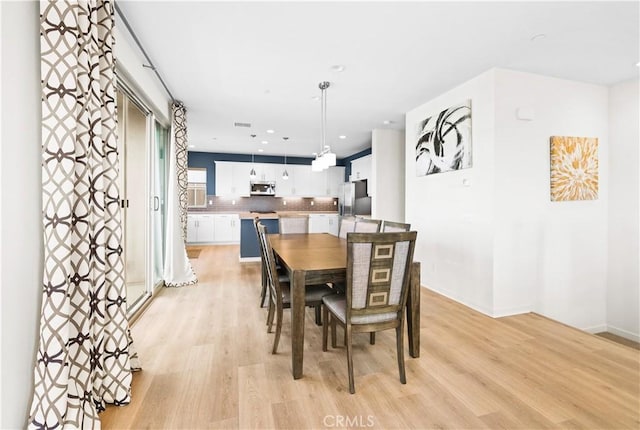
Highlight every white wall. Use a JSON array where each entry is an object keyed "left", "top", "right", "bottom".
[
  {"left": 1, "top": 2, "right": 42, "bottom": 427},
  {"left": 405, "top": 68, "right": 616, "bottom": 332},
  {"left": 606, "top": 78, "right": 639, "bottom": 341},
  {"left": 371, "top": 128, "right": 405, "bottom": 222},
  {"left": 492, "top": 69, "right": 609, "bottom": 330},
  {"left": 405, "top": 70, "right": 496, "bottom": 315}
]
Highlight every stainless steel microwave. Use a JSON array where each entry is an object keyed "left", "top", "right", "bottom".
[{"left": 250, "top": 181, "right": 276, "bottom": 196}]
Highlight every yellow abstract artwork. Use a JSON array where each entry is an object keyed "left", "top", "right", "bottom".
[{"left": 550, "top": 136, "right": 598, "bottom": 201}]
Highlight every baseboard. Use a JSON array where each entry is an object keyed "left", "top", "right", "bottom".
[
  {"left": 492, "top": 306, "right": 532, "bottom": 318},
  {"left": 581, "top": 324, "right": 608, "bottom": 334},
  {"left": 425, "top": 286, "right": 494, "bottom": 317},
  {"left": 239, "top": 256, "right": 261, "bottom": 263},
  {"left": 606, "top": 325, "right": 640, "bottom": 343}
]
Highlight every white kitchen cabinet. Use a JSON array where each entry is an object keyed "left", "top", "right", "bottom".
[
  {"left": 215, "top": 161, "right": 250, "bottom": 197},
  {"left": 213, "top": 214, "right": 240, "bottom": 243},
  {"left": 187, "top": 214, "right": 215, "bottom": 243},
  {"left": 275, "top": 165, "right": 295, "bottom": 196},
  {"left": 187, "top": 168, "right": 207, "bottom": 183},
  {"left": 253, "top": 163, "right": 276, "bottom": 182},
  {"left": 349, "top": 154, "right": 371, "bottom": 182},
  {"left": 308, "top": 213, "right": 339, "bottom": 236},
  {"left": 294, "top": 165, "right": 327, "bottom": 197},
  {"left": 326, "top": 166, "right": 345, "bottom": 197}
]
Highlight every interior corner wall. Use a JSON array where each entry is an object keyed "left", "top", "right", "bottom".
[
  {"left": 405, "top": 69, "right": 496, "bottom": 315},
  {"left": 606, "top": 78, "right": 639, "bottom": 341},
  {"left": 493, "top": 69, "right": 609, "bottom": 330},
  {"left": 1, "top": 1, "right": 42, "bottom": 427},
  {"left": 371, "top": 128, "right": 405, "bottom": 222}
]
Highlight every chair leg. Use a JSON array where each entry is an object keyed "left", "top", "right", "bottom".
[
  {"left": 272, "top": 306, "right": 283, "bottom": 354},
  {"left": 315, "top": 305, "right": 322, "bottom": 326},
  {"left": 331, "top": 316, "right": 337, "bottom": 348},
  {"left": 266, "top": 298, "right": 275, "bottom": 332},
  {"left": 370, "top": 332, "right": 376, "bottom": 345},
  {"left": 346, "top": 325, "right": 355, "bottom": 394},
  {"left": 259, "top": 264, "right": 267, "bottom": 307},
  {"left": 396, "top": 321, "right": 406, "bottom": 384},
  {"left": 322, "top": 306, "right": 329, "bottom": 352}
]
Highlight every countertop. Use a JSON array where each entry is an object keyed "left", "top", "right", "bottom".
[{"left": 187, "top": 210, "right": 339, "bottom": 220}]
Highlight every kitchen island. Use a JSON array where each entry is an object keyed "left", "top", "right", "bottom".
[{"left": 238, "top": 212, "right": 339, "bottom": 261}]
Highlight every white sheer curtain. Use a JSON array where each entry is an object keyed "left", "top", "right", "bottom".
[{"left": 163, "top": 102, "right": 197, "bottom": 287}]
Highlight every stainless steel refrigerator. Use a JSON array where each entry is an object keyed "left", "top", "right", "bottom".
[{"left": 338, "top": 180, "right": 371, "bottom": 216}]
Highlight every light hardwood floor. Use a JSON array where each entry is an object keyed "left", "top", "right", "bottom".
[{"left": 100, "top": 245, "right": 640, "bottom": 429}]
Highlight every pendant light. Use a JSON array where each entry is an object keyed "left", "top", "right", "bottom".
[
  {"left": 312, "top": 81, "right": 336, "bottom": 172},
  {"left": 249, "top": 134, "right": 257, "bottom": 179},
  {"left": 282, "top": 137, "right": 289, "bottom": 180}
]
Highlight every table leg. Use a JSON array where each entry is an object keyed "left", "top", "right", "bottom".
[
  {"left": 407, "top": 262, "right": 421, "bottom": 358},
  {"left": 291, "top": 269, "right": 306, "bottom": 379}
]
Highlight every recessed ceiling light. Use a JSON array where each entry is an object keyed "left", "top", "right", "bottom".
[
  {"left": 339, "top": 135, "right": 347, "bottom": 139},
  {"left": 383, "top": 120, "right": 395, "bottom": 125},
  {"left": 266, "top": 129, "right": 275, "bottom": 134},
  {"left": 311, "top": 96, "right": 320, "bottom": 101},
  {"left": 330, "top": 65, "right": 346, "bottom": 72},
  {"left": 188, "top": 144, "right": 195, "bottom": 148},
  {"left": 261, "top": 140, "right": 268, "bottom": 144},
  {"left": 258, "top": 148, "right": 264, "bottom": 153},
  {"left": 530, "top": 33, "right": 546, "bottom": 42},
  {"left": 636, "top": 61, "right": 640, "bottom": 67},
  {"left": 211, "top": 137, "right": 217, "bottom": 140}
]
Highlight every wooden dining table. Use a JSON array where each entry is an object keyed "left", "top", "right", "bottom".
[{"left": 268, "top": 232, "right": 421, "bottom": 379}]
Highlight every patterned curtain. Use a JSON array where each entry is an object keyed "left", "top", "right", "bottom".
[
  {"left": 163, "top": 102, "right": 197, "bottom": 286},
  {"left": 30, "top": 1, "right": 138, "bottom": 427}
]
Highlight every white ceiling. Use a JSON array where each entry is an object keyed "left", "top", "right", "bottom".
[{"left": 117, "top": 1, "right": 639, "bottom": 159}]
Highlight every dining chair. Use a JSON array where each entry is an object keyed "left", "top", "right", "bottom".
[
  {"left": 338, "top": 216, "right": 357, "bottom": 239},
  {"left": 258, "top": 223, "right": 336, "bottom": 354},
  {"left": 382, "top": 220, "right": 411, "bottom": 232},
  {"left": 322, "top": 231, "right": 417, "bottom": 393},
  {"left": 278, "top": 213, "right": 308, "bottom": 234},
  {"left": 354, "top": 218, "right": 382, "bottom": 233},
  {"left": 253, "top": 217, "right": 269, "bottom": 308}
]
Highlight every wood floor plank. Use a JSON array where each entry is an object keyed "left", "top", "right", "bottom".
[{"left": 100, "top": 245, "right": 640, "bottom": 429}]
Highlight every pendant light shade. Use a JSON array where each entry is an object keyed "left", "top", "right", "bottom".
[
  {"left": 312, "top": 81, "right": 337, "bottom": 172},
  {"left": 249, "top": 134, "right": 257, "bottom": 179},
  {"left": 282, "top": 137, "right": 289, "bottom": 180}
]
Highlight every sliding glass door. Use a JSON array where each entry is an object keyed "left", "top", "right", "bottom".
[{"left": 153, "top": 122, "right": 169, "bottom": 288}]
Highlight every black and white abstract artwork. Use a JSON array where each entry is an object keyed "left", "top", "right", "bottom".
[{"left": 415, "top": 100, "right": 472, "bottom": 176}]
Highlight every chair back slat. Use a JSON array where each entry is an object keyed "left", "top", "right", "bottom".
[
  {"left": 339, "top": 217, "right": 357, "bottom": 239},
  {"left": 279, "top": 214, "right": 308, "bottom": 234},
  {"left": 354, "top": 218, "right": 382, "bottom": 233},
  {"left": 257, "top": 223, "right": 283, "bottom": 306},
  {"left": 346, "top": 232, "right": 417, "bottom": 322},
  {"left": 381, "top": 220, "right": 411, "bottom": 232}
]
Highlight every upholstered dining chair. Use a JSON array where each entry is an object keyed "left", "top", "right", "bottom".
[
  {"left": 278, "top": 213, "right": 308, "bottom": 234},
  {"left": 322, "top": 231, "right": 417, "bottom": 393},
  {"left": 382, "top": 220, "right": 411, "bottom": 232},
  {"left": 354, "top": 218, "right": 382, "bottom": 233},
  {"left": 258, "top": 223, "right": 336, "bottom": 354},
  {"left": 338, "top": 216, "right": 357, "bottom": 239}
]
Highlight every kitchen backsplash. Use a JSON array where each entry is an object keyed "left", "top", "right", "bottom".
[{"left": 189, "top": 195, "right": 338, "bottom": 213}]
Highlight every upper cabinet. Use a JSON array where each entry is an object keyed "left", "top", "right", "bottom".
[
  {"left": 326, "top": 166, "right": 345, "bottom": 197},
  {"left": 215, "top": 161, "right": 250, "bottom": 197},
  {"left": 187, "top": 168, "right": 207, "bottom": 207},
  {"left": 349, "top": 154, "right": 371, "bottom": 182},
  {"left": 252, "top": 163, "right": 276, "bottom": 182},
  {"left": 214, "top": 161, "right": 344, "bottom": 198}
]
